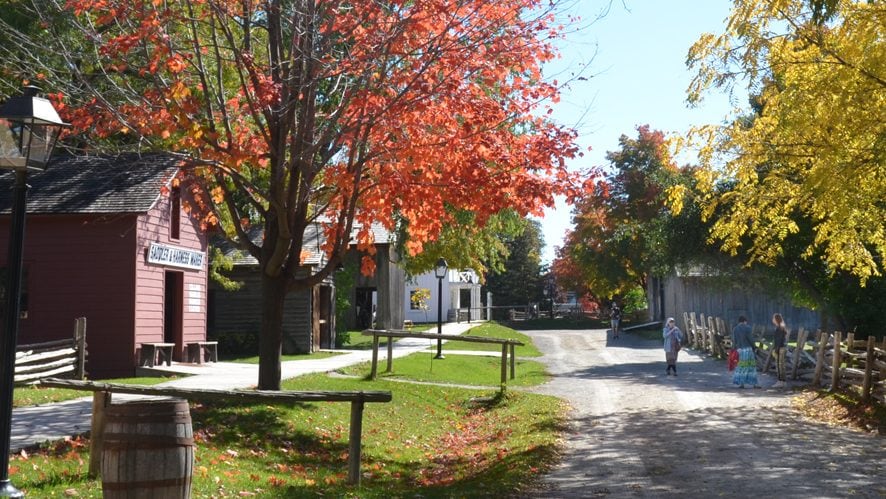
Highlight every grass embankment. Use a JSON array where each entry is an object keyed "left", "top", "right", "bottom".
[
  {"left": 10, "top": 323, "right": 567, "bottom": 497},
  {"left": 339, "top": 322, "right": 547, "bottom": 387}
]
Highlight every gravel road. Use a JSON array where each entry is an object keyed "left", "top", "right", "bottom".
[{"left": 521, "top": 328, "right": 886, "bottom": 498}]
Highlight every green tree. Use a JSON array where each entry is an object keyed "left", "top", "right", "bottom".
[
  {"left": 484, "top": 218, "right": 545, "bottom": 313},
  {"left": 556, "top": 126, "right": 700, "bottom": 302},
  {"left": 399, "top": 208, "right": 528, "bottom": 279}
]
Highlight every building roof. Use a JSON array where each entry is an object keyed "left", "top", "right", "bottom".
[
  {"left": 215, "top": 221, "right": 394, "bottom": 268},
  {"left": 0, "top": 153, "right": 180, "bottom": 215},
  {"left": 214, "top": 224, "right": 325, "bottom": 267}
]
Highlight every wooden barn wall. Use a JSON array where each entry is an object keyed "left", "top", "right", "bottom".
[
  {"left": 135, "top": 185, "right": 209, "bottom": 363},
  {"left": 347, "top": 244, "right": 405, "bottom": 330},
  {"left": 0, "top": 214, "right": 138, "bottom": 378},
  {"left": 208, "top": 267, "right": 313, "bottom": 354},
  {"left": 662, "top": 275, "right": 822, "bottom": 334}
]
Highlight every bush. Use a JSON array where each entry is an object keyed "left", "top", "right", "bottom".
[{"left": 210, "top": 330, "right": 259, "bottom": 357}]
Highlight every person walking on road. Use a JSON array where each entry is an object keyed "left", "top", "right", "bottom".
[
  {"left": 663, "top": 317, "right": 683, "bottom": 376},
  {"left": 771, "top": 313, "right": 789, "bottom": 388},
  {"left": 731, "top": 316, "right": 760, "bottom": 388},
  {"left": 610, "top": 303, "right": 621, "bottom": 339}
]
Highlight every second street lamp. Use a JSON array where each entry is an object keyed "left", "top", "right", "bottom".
[
  {"left": 0, "top": 86, "right": 69, "bottom": 498},
  {"left": 434, "top": 257, "right": 447, "bottom": 359}
]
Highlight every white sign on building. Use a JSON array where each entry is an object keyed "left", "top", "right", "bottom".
[{"left": 147, "top": 242, "right": 205, "bottom": 271}]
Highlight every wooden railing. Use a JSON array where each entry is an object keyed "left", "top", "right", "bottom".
[
  {"left": 362, "top": 329, "right": 524, "bottom": 390},
  {"left": 682, "top": 312, "right": 885, "bottom": 403},
  {"left": 14, "top": 317, "right": 87, "bottom": 384},
  {"left": 38, "top": 378, "right": 392, "bottom": 486}
]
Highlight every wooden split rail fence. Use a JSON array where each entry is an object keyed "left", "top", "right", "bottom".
[
  {"left": 13, "top": 317, "right": 87, "bottom": 384},
  {"left": 38, "top": 378, "right": 392, "bottom": 486},
  {"left": 682, "top": 312, "right": 886, "bottom": 403},
  {"left": 362, "top": 329, "right": 524, "bottom": 391}
]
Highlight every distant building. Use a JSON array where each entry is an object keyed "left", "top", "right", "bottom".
[
  {"left": 208, "top": 222, "right": 406, "bottom": 352},
  {"left": 0, "top": 154, "right": 209, "bottom": 378},
  {"left": 209, "top": 224, "right": 335, "bottom": 353},
  {"left": 404, "top": 269, "right": 481, "bottom": 324}
]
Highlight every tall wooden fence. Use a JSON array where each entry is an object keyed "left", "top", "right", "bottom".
[
  {"left": 682, "top": 312, "right": 885, "bottom": 403},
  {"left": 13, "top": 317, "right": 87, "bottom": 384}
]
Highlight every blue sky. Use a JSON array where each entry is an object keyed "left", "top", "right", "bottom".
[{"left": 537, "top": 0, "right": 739, "bottom": 264}]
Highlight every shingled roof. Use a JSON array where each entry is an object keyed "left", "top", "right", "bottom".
[
  {"left": 0, "top": 153, "right": 181, "bottom": 215},
  {"left": 214, "top": 224, "right": 326, "bottom": 267},
  {"left": 215, "top": 221, "right": 394, "bottom": 268}
]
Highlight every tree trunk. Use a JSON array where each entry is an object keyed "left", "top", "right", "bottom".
[{"left": 258, "top": 272, "right": 288, "bottom": 390}]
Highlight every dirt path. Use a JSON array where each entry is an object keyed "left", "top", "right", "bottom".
[{"left": 521, "top": 328, "right": 886, "bottom": 498}]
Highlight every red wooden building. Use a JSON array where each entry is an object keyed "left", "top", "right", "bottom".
[{"left": 0, "top": 153, "right": 209, "bottom": 378}]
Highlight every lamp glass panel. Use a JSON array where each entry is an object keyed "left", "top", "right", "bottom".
[{"left": 0, "top": 119, "right": 26, "bottom": 169}]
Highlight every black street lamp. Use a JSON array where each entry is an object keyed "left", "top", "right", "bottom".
[
  {"left": 433, "top": 257, "right": 447, "bottom": 359},
  {"left": 0, "top": 86, "right": 68, "bottom": 498},
  {"left": 547, "top": 280, "right": 555, "bottom": 319}
]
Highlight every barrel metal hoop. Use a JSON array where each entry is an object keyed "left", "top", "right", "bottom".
[{"left": 103, "top": 433, "right": 194, "bottom": 448}]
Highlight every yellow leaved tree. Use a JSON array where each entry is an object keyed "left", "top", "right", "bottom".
[{"left": 680, "top": 0, "right": 886, "bottom": 282}]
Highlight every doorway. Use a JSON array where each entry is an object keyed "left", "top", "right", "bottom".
[
  {"left": 355, "top": 288, "right": 376, "bottom": 330},
  {"left": 164, "top": 271, "right": 184, "bottom": 360}
]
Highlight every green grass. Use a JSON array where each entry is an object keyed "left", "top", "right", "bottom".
[
  {"left": 12, "top": 375, "right": 182, "bottom": 408},
  {"left": 9, "top": 373, "right": 566, "bottom": 497},
  {"left": 340, "top": 351, "right": 549, "bottom": 387},
  {"left": 436, "top": 322, "right": 541, "bottom": 356},
  {"left": 343, "top": 324, "right": 435, "bottom": 350},
  {"left": 630, "top": 324, "right": 665, "bottom": 341}
]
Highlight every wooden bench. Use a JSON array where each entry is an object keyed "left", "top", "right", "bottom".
[
  {"left": 39, "top": 378, "right": 392, "bottom": 486},
  {"left": 508, "top": 309, "right": 528, "bottom": 321},
  {"left": 186, "top": 341, "right": 218, "bottom": 364},
  {"left": 139, "top": 342, "right": 175, "bottom": 367},
  {"left": 362, "top": 329, "right": 524, "bottom": 391}
]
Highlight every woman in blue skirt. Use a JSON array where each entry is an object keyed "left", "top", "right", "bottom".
[{"left": 731, "top": 316, "right": 760, "bottom": 388}]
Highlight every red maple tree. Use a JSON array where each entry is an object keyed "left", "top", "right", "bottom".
[{"left": 50, "top": 0, "right": 583, "bottom": 388}]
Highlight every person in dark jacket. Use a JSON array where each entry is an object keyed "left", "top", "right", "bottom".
[
  {"left": 731, "top": 316, "right": 760, "bottom": 388},
  {"left": 771, "top": 313, "right": 789, "bottom": 388},
  {"left": 610, "top": 303, "right": 621, "bottom": 339}
]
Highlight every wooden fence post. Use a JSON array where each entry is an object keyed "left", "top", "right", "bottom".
[
  {"left": 370, "top": 334, "right": 380, "bottom": 380},
  {"left": 689, "top": 312, "right": 698, "bottom": 348},
  {"left": 862, "top": 335, "right": 875, "bottom": 402},
  {"left": 830, "top": 331, "right": 842, "bottom": 391},
  {"left": 813, "top": 331, "right": 828, "bottom": 386},
  {"left": 791, "top": 329, "right": 808, "bottom": 380},
  {"left": 707, "top": 316, "right": 717, "bottom": 357},
  {"left": 716, "top": 317, "right": 728, "bottom": 357},
  {"left": 75, "top": 317, "right": 87, "bottom": 380},
  {"left": 386, "top": 338, "right": 394, "bottom": 374},
  {"left": 846, "top": 332, "right": 855, "bottom": 368},
  {"left": 699, "top": 314, "right": 707, "bottom": 352},
  {"left": 347, "top": 400, "right": 365, "bottom": 485},
  {"left": 500, "top": 344, "right": 508, "bottom": 386},
  {"left": 88, "top": 390, "right": 111, "bottom": 478},
  {"left": 509, "top": 343, "right": 516, "bottom": 380}
]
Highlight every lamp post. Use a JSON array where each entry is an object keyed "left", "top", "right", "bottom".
[
  {"left": 542, "top": 286, "right": 548, "bottom": 319},
  {"left": 548, "top": 280, "right": 555, "bottom": 319},
  {"left": 0, "top": 86, "right": 68, "bottom": 498},
  {"left": 433, "top": 257, "right": 447, "bottom": 359}
]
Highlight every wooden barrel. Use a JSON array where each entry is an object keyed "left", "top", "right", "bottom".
[{"left": 101, "top": 398, "right": 194, "bottom": 498}]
